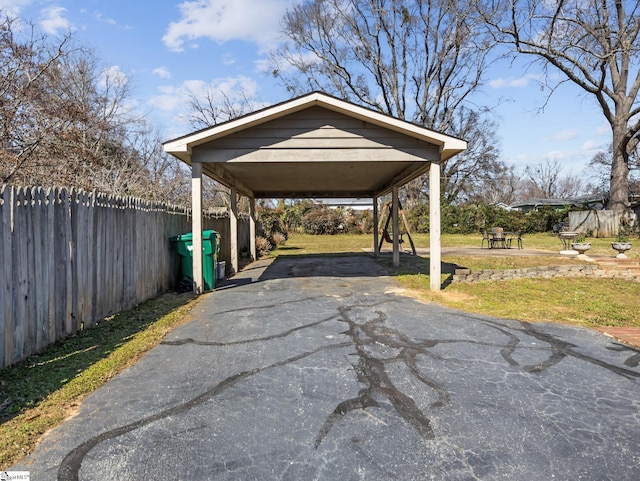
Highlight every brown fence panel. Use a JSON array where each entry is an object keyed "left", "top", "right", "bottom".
[
  {"left": 1, "top": 185, "right": 13, "bottom": 367},
  {"left": 0, "top": 185, "right": 250, "bottom": 368},
  {"left": 569, "top": 210, "right": 624, "bottom": 237}
]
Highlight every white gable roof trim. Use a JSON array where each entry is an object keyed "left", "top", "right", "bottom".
[{"left": 163, "top": 91, "right": 467, "bottom": 164}]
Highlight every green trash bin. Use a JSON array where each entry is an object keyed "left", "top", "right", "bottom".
[{"left": 170, "top": 230, "right": 219, "bottom": 291}]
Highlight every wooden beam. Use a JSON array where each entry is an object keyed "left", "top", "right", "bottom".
[
  {"left": 429, "top": 161, "right": 441, "bottom": 291},
  {"left": 392, "top": 186, "right": 400, "bottom": 267},
  {"left": 200, "top": 162, "right": 254, "bottom": 198},
  {"left": 253, "top": 190, "right": 376, "bottom": 199},
  {"left": 373, "top": 196, "right": 379, "bottom": 259},
  {"left": 230, "top": 187, "right": 239, "bottom": 275},
  {"left": 192, "top": 146, "right": 437, "bottom": 163},
  {"left": 191, "top": 162, "right": 204, "bottom": 294},
  {"left": 249, "top": 197, "right": 257, "bottom": 261},
  {"left": 375, "top": 162, "right": 431, "bottom": 198}
]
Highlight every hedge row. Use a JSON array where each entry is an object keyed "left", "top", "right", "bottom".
[
  {"left": 258, "top": 203, "right": 574, "bottom": 236},
  {"left": 406, "top": 203, "right": 572, "bottom": 235}
]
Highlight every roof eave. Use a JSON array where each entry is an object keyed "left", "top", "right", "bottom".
[{"left": 163, "top": 91, "right": 467, "bottom": 160}]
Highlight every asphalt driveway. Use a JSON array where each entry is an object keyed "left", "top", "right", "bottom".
[{"left": 13, "top": 255, "right": 640, "bottom": 480}]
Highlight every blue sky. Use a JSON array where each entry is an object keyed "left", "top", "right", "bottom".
[{"left": 1, "top": 0, "right": 611, "bottom": 178}]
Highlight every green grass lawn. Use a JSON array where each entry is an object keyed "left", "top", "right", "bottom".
[
  {"left": 277, "top": 231, "right": 639, "bottom": 259},
  {"left": 275, "top": 232, "right": 640, "bottom": 328},
  {"left": 0, "top": 293, "right": 198, "bottom": 469}
]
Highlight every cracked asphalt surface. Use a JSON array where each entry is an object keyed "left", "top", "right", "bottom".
[{"left": 13, "top": 255, "right": 640, "bottom": 480}]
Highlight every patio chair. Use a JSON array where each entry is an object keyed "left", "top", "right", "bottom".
[
  {"left": 481, "top": 229, "right": 491, "bottom": 248},
  {"left": 507, "top": 232, "right": 523, "bottom": 250}
]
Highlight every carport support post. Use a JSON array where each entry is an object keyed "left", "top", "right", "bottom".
[
  {"left": 230, "top": 186, "right": 239, "bottom": 274},
  {"left": 429, "top": 161, "right": 441, "bottom": 291},
  {"left": 191, "top": 162, "right": 204, "bottom": 294},
  {"left": 373, "top": 196, "right": 379, "bottom": 258},
  {"left": 249, "top": 197, "right": 257, "bottom": 261},
  {"left": 392, "top": 186, "right": 400, "bottom": 267}
]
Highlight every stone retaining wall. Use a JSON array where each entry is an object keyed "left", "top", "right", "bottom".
[{"left": 452, "top": 264, "right": 640, "bottom": 283}]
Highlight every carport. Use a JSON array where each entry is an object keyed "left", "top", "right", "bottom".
[{"left": 163, "top": 92, "right": 466, "bottom": 292}]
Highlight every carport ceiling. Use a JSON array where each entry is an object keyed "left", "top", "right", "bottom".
[{"left": 163, "top": 92, "right": 467, "bottom": 199}]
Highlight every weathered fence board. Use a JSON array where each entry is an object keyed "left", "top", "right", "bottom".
[
  {"left": 569, "top": 210, "right": 635, "bottom": 237},
  {"left": 1, "top": 185, "right": 249, "bottom": 368},
  {"left": 1, "top": 185, "right": 13, "bottom": 367}
]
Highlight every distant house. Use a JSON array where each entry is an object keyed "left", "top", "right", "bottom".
[
  {"left": 493, "top": 202, "right": 513, "bottom": 211},
  {"left": 509, "top": 194, "right": 607, "bottom": 212},
  {"left": 317, "top": 198, "right": 374, "bottom": 212}
]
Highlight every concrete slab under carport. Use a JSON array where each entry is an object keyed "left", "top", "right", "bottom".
[{"left": 14, "top": 255, "right": 640, "bottom": 480}]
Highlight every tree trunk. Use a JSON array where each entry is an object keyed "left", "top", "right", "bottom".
[{"left": 609, "top": 122, "right": 630, "bottom": 211}]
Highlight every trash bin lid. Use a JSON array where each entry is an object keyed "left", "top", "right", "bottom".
[
  {"left": 169, "top": 232, "right": 191, "bottom": 242},
  {"left": 170, "top": 231, "right": 218, "bottom": 242}
]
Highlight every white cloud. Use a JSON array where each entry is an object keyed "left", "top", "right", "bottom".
[
  {"left": 148, "top": 75, "right": 261, "bottom": 122},
  {"left": 582, "top": 139, "right": 605, "bottom": 153},
  {"left": 490, "top": 73, "right": 545, "bottom": 89},
  {"left": 222, "top": 53, "right": 236, "bottom": 66},
  {"left": 596, "top": 122, "right": 611, "bottom": 136},
  {"left": 93, "top": 12, "right": 117, "bottom": 25},
  {"left": 40, "top": 6, "right": 71, "bottom": 34},
  {"left": 254, "top": 57, "right": 271, "bottom": 74},
  {"left": 153, "top": 67, "right": 172, "bottom": 79},
  {"left": 162, "top": 0, "right": 295, "bottom": 52},
  {"left": 0, "top": 0, "right": 32, "bottom": 17},
  {"left": 544, "top": 150, "right": 572, "bottom": 162},
  {"left": 100, "top": 65, "right": 128, "bottom": 90},
  {"left": 550, "top": 129, "right": 579, "bottom": 142},
  {"left": 149, "top": 85, "right": 189, "bottom": 113}
]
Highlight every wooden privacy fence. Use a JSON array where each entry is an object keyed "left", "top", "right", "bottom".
[
  {"left": 0, "top": 185, "right": 248, "bottom": 368},
  {"left": 569, "top": 210, "right": 636, "bottom": 237}
]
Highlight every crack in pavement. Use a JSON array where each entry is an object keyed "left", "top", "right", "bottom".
[
  {"left": 482, "top": 319, "right": 640, "bottom": 380},
  {"left": 161, "top": 313, "right": 338, "bottom": 347},
  {"left": 606, "top": 343, "right": 640, "bottom": 368},
  {"left": 55, "top": 289, "right": 640, "bottom": 480},
  {"left": 204, "top": 295, "right": 330, "bottom": 317},
  {"left": 57, "top": 341, "right": 351, "bottom": 481},
  {"left": 314, "top": 306, "right": 439, "bottom": 448}
]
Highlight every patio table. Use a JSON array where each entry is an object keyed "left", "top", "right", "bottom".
[{"left": 489, "top": 229, "right": 510, "bottom": 249}]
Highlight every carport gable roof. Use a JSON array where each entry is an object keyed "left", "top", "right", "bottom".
[{"left": 163, "top": 92, "right": 466, "bottom": 199}]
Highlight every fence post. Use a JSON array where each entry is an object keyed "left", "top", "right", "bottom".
[{"left": 1, "top": 185, "right": 13, "bottom": 368}]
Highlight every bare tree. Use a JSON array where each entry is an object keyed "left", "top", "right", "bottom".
[
  {"left": 0, "top": 13, "right": 184, "bottom": 200},
  {"left": 442, "top": 107, "right": 504, "bottom": 203},
  {"left": 44, "top": 50, "right": 144, "bottom": 191},
  {"left": 271, "top": 0, "right": 503, "bottom": 204},
  {"left": 274, "top": 0, "right": 493, "bottom": 128},
  {"left": 474, "top": 166, "right": 520, "bottom": 205},
  {"left": 402, "top": 107, "right": 506, "bottom": 205},
  {"left": 589, "top": 145, "right": 640, "bottom": 196},
  {"left": 521, "top": 160, "right": 585, "bottom": 200},
  {"left": 186, "top": 84, "right": 258, "bottom": 130},
  {"left": 0, "top": 14, "right": 72, "bottom": 184},
  {"left": 480, "top": 0, "right": 640, "bottom": 211}
]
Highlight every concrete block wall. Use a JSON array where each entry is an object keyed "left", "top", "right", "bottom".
[{"left": 452, "top": 264, "right": 640, "bottom": 283}]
